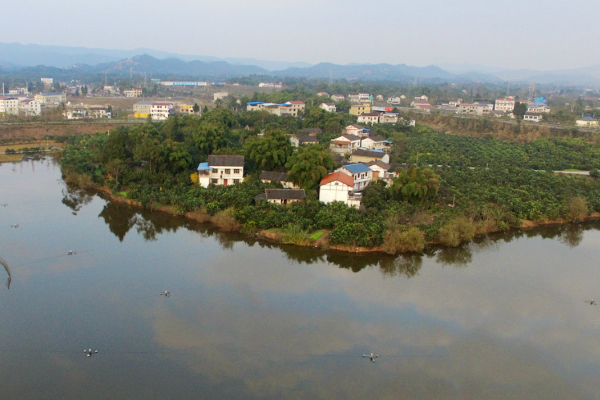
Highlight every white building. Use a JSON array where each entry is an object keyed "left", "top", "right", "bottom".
[
  {"left": 150, "top": 103, "right": 174, "bottom": 120},
  {"left": 330, "top": 134, "right": 362, "bottom": 154},
  {"left": 35, "top": 92, "right": 66, "bottom": 104},
  {"left": 336, "top": 163, "right": 373, "bottom": 191},
  {"left": 0, "top": 96, "right": 20, "bottom": 115},
  {"left": 319, "top": 102, "right": 336, "bottom": 112},
  {"left": 527, "top": 103, "right": 550, "bottom": 113},
  {"left": 213, "top": 92, "right": 229, "bottom": 101},
  {"left": 360, "top": 135, "right": 388, "bottom": 151},
  {"left": 197, "top": 155, "right": 245, "bottom": 188},
  {"left": 379, "top": 113, "right": 399, "bottom": 124},
  {"left": 123, "top": 88, "right": 142, "bottom": 98},
  {"left": 495, "top": 96, "right": 515, "bottom": 112},
  {"left": 319, "top": 172, "right": 361, "bottom": 208},
  {"left": 19, "top": 99, "right": 41, "bottom": 116},
  {"left": 387, "top": 96, "right": 401, "bottom": 105},
  {"left": 357, "top": 113, "right": 379, "bottom": 125},
  {"left": 457, "top": 103, "right": 493, "bottom": 116},
  {"left": 576, "top": 116, "right": 599, "bottom": 127},
  {"left": 258, "top": 82, "right": 282, "bottom": 88},
  {"left": 331, "top": 94, "right": 345, "bottom": 102},
  {"left": 524, "top": 113, "right": 543, "bottom": 122}
]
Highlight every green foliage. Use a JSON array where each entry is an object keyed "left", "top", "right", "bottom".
[
  {"left": 389, "top": 166, "right": 440, "bottom": 203},
  {"left": 285, "top": 145, "right": 334, "bottom": 190},
  {"left": 243, "top": 130, "right": 293, "bottom": 172}
]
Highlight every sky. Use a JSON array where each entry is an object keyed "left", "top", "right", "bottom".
[{"left": 3, "top": 0, "right": 600, "bottom": 70}]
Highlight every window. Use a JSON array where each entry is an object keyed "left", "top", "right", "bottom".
[
  {"left": 234, "top": 169, "right": 240, "bottom": 174},
  {"left": 234, "top": 179, "right": 240, "bottom": 184},
  {"left": 211, "top": 179, "right": 218, "bottom": 184},
  {"left": 225, "top": 169, "right": 231, "bottom": 174},
  {"left": 213, "top": 168, "right": 218, "bottom": 174}
]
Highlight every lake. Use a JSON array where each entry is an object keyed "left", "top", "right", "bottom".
[{"left": 1, "top": 159, "right": 600, "bottom": 399}]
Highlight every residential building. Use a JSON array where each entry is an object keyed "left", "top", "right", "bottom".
[
  {"left": 375, "top": 94, "right": 384, "bottom": 101},
  {"left": 527, "top": 103, "right": 550, "bottom": 113},
  {"left": 414, "top": 95, "right": 429, "bottom": 101},
  {"left": 123, "top": 88, "right": 142, "bottom": 98},
  {"left": 258, "top": 82, "right": 282, "bottom": 88},
  {"left": 197, "top": 155, "right": 244, "bottom": 188},
  {"left": 64, "top": 107, "right": 87, "bottom": 119},
  {"left": 246, "top": 101, "right": 304, "bottom": 117},
  {"left": 345, "top": 124, "right": 367, "bottom": 136},
  {"left": 360, "top": 135, "right": 388, "bottom": 151},
  {"left": 524, "top": 113, "right": 543, "bottom": 122},
  {"left": 317, "top": 92, "right": 329, "bottom": 97},
  {"left": 576, "top": 116, "right": 599, "bottom": 127},
  {"left": 366, "top": 161, "right": 408, "bottom": 184},
  {"left": 179, "top": 104, "right": 197, "bottom": 115},
  {"left": 159, "top": 81, "right": 208, "bottom": 87},
  {"left": 359, "top": 93, "right": 370, "bottom": 102},
  {"left": 349, "top": 149, "right": 390, "bottom": 164},
  {"left": 319, "top": 103, "right": 336, "bottom": 112},
  {"left": 319, "top": 172, "right": 361, "bottom": 208},
  {"left": 495, "top": 96, "right": 515, "bottom": 112},
  {"left": 413, "top": 103, "right": 434, "bottom": 112},
  {"left": 35, "top": 92, "right": 66, "bottom": 104},
  {"left": 0, "top": 96, "right": 20, "bottom": 115},
  {"left": 330, "top": 134, "right": 362, "bottom": 154},
  {"left": 88, "top": 106, "right": 111, "bottom": 119},
  {"left": 300, "top": 127, "right": 322, "bottom": 136},
  {"left": 286, "top": 101, "right": 305, "bottom": 116},
  {"left": 457, "top": 103, "right": 493, "bottom": 116},
  {"left": 40, "top": 78, "right": 53, "bottom": 85},
  {"left": 387, "top": 96, "right": 401, "bottom": 105},
  {"left": 213, "top": 92, "right": 229, "bottom": 101},
  {"left": 255, "top": 189, "right": 305, "bottom": 205},
  {"left": 379, "top": 113, "right": 399, "bottom": 124},
  {"left": 259, "top": 171, "right": 298, "bottom": 189},
  {"left": 19, "top": 99, "right": 41, "bottom": 116},
  {"left": 357, "top": 113, "right": 379, "bottom": 124},
  {"left": 348, "top": 93, "right": 361, "bottom": 103},
  {"left": 337, "top": 163, "right": 373, "bottom": 191},
  {"left": 289, "top": 135, "right": 319, "bottom": 147},
  {"left": 150, "top": 103, "right": 174, "bottom": 120},
  {"left": 331, "top": 94, "right": 345, "bottom": 102},
  {"left": 349, "top": 104, "right": 371, "bottom": 115},
  {"left": 133, "top": 101, "right": 153, "bottom": 119}
]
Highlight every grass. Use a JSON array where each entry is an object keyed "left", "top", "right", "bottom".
[
  {"left": 0, "top": 154, "right": 23, "bottom": 162},
  {"left": 119, "top": 192, "right": 128, "bottom": 197},
  {"left": 0, "top": 141, "right": 64, "bottom": 153},
  {"left": 310, "top": 231, "right": 324, "bottom": 240}
]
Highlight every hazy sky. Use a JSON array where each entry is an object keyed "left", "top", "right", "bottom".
[{"left": 3, "top": 0, "right": 599, "bottom": 70}]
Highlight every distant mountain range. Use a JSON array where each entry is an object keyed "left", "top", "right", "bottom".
[{"left": 1, "top": 42, "right": 600, "bottom": 85}]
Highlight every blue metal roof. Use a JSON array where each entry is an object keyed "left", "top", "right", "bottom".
[
  {"left": 197, "top": 162, "right": 212, "bottom": 171},
  {"left": 247, "top": 101, "right": 264, "bottom": 105},
  {"left": 580, "top": 116, "right": 597, "bottom": 121},
  {"left": 344, "top": 163, "right": 372, "bottom": 173}
]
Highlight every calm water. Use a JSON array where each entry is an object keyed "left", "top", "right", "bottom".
[{"left": 2, "top": 159, "right": 600, "bottom": 399}]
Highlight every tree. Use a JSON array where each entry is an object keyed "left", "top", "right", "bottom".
[
  {"left": 285, "top": 145, "right": 334, "bottom": 190},
  {"left": 193, "top": 103, "right": 200, "bottom": 113},
  {"left": 513, "top": 102, "right": 527, "bottom": 118},
  {"left": 389, "top": 166, "right": 440, "bottom": 203},
  {"left": 243, "top": 130, "right": 293, "bottom": 172}
]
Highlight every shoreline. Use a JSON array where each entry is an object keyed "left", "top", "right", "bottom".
[{"left": 93, "top": 186, "right": 600, "bottom": 254}]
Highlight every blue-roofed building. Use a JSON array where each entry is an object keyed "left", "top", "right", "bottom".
[
  {"left": 197, "top": 155, "right": 244, "bottom": 188},
  {"left": 336, "top": 163, "right": 373, "bottom": 191},
  {"left": 576, "top": 116, "right": 599, "bottom": 128}
]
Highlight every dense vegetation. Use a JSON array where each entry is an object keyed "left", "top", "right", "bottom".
[{"left": 58, "top": 107, "right": 600, "bottom": 253}]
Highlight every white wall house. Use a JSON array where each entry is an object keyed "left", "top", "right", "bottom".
[
  {"left": 527, "top": 103, "right": 550, "bottom": 113},
  {"left": 19, "top": 99, "right": 41, "bottom": 116},
  {"left": 319, "top": 172, "right": 361, "bottom": 208},
  {"left": 319, "top": 103, "right": 336, "bottom": 112},
  {"left": 495, "top": 96, "right": 515, "bottom": 111},
  {"left": 357, "top": 113, "right": 379, "bottom": 125},
  {"left": 524, "top": 113, "right": 543, "bottom": 122},
  {"left": 379, "top": 113, "right": 399, "bottom": 124},
  {"left": 198, "top": 155, "right": 245, "bottom": 188},
  {"left": 330, "top": 134, "right": 362, "bottom": 154},
  {"left": 576, "top": 116, "right": 599, "bottom": 127},
  {"left": 336, "top": 163, "right": 373, "bottom": 191},
  {"left": 0, "top": 96, "right": 20, "bottom": 115},
  {"left": 387, "top": 96, "right": 401, "bottom": 105},
  {"left": 123, "top": 88, "right": 142, "bottom": 97},
  {"left": 331, "top": 94, "right": 345, "bottom": 102},
  {"left": 150, "top": 103, "right": 174, "bottom": 120},
  {"left": 360, "top": 135, "right": 388, "bottom": 151}
]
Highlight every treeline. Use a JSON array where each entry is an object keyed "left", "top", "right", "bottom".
[{"left": 59, "top": 108, "right": 600, "bottom": 253}]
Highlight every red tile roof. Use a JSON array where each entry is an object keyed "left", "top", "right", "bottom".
[{"left": 320, "top": 172, "right": 354, "bottom": 187}]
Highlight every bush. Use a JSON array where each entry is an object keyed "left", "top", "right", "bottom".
[
  {"left": 383, "top": 226, "right": 426, "bottom": 254},
  {"left": 565, "top": 196, "right": 588, "bottom": 222},
  {"left": 212, "top": 207, "right": 240, "bottom": 231},
  {"left": 438, "top": 217, "right": 476, "bottom": 247},
  {"left": 282, "top": 223, "right": 311, "bottom": 246},
  {"left": 590, "top": 169, "right": 600, "bottom": 178}
]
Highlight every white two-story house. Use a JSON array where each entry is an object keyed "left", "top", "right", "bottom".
[
  {"left": 198, "top": 155, "right": 244, "bottom": 187},
  {"left": 319, "top": 172, "right": 361, "bottom": 208}
]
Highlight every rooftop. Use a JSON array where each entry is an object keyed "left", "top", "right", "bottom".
[
  {"left": 320, "top": 172, "right": 354, "bottom": 187},
  {"left": 260, "top": 171, "right": 290, "bottom": 182},
  {"left": 208, "top": 155, "right": 244, "bottom": 167},
  {"left": 343, "top": 163, "right": 372, "bottom": 174}
]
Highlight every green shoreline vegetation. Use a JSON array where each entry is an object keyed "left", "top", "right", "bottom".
[{"left": 57, "top": 107, "right": 600, "bottom": 254}]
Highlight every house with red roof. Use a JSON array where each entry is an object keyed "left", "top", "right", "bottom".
[{"left": 319, "top": 172, "right": 361, "bottom": 208}]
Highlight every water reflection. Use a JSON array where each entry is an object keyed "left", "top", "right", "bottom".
[{"left": 0, "top": 255, "right": 11, "bottom": 289}]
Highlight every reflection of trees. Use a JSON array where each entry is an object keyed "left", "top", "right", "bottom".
[
  {"left": 99, "top": 202, "right": 138, "bottom": 241},
  {"left": 61, "top": 186, "right": 94, "bottom": 215},
  {"left": 379, "top": 253, "right": 423, "bottom": 278},
  {"left": 436, "top": 245, "right": 473, "bottom": 267},
  {"left": 558, "top": 225, "right": 584, "bottom": 248},
  {"left": 325, "top": 252, "right": 380, "bottom": 273}
]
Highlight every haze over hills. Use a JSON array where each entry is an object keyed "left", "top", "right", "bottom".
[{"left": 1, "top": 42, "right": 600, "bottom": 85}]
